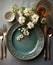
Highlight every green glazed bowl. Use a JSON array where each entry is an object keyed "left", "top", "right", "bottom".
[{"left": 7, "top": 22, "right": 44, "bottom": 60}]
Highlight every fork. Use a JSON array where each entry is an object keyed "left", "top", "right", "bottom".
[
  {"left": 3, "top": 24, "right": 7, "bottom": 58},
  {"left": 0, "top": 29, "right": 3, "bottom": 59}
]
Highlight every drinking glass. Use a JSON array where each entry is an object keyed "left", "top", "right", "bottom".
[{"left": 34, "top": 0, "right": 52, "bottom": 17}]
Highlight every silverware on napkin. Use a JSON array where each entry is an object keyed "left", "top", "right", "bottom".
[
  {"left": 0, "top": 29, "right": 3, "bottom": 60},
  {"left": 3, "top": 24, "right": 7, "bottom": 58}
]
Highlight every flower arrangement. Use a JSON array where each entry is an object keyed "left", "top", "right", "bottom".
[{"left": 11, "top": 4, "right": 45, "bottom": 41}]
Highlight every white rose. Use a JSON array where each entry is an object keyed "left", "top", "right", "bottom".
[
  {"left": 24, "top": 8, "right": 33, "bottom": 16},
  {"left": 18, "top": 28, "right": 21, "bottom": 31},
  {"left": 23, "top": 31, "right": 29, "bottom": 36},
  {"left": 21, "top": 28, "right": 26, "bottom": 32},
  {"left": 27, "top": 22, "right": 34, "bottom": 29},
  {"left": 32, "top": 14, "right": 39, "bottom": 24},
  {"left": 41, "top": 18, "right": 46, "bottom": 24},
  {"left": 17, "top": 36, "right": 20, "bottom": 40},
  {"left": 17, "top": 34, "right": 24, "bottom": 40},
  {"left": 18, "top": 16, "right": 26, "bottom": 25},
  {"left": 19, "top": 34, "right": 24, "bottom": 39}
]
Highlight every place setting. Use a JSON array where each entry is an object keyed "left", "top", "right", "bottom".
[{"left": 0, "top": 0, "right": 53, "bottom": 61}]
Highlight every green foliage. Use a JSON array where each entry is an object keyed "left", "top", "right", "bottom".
[{"left": 11, "top": 4, "right": 19, "bottom": 13}]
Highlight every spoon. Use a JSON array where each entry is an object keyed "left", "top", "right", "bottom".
[
  {"left": 3, "top": 24, "right": 7, "bottom": 58},
  {"left": 47, "top": 27, "right": 53, "bottom": 60}
]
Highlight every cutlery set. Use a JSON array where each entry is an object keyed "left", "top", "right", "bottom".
[
  {"left": 41, "top": 17, "right": 53, "bottom": 61},
  {"left": 35, "top": 0, "right": 52, "bottom": 61},
  {"left": 0, "top": 23, "right": 53, "bottom": 60},
  {"left": 43, "top": 25, "right": 53, "bottom": 61},
  {"left": 0, "top": 24, "right": 7, "bottom": 60}
]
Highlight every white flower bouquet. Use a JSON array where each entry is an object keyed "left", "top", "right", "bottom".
[{"left": 11, "top": 4, "right": 43, "bottom": 41}]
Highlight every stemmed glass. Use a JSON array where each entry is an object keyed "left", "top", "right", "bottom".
[
  {"left": 34, "top": 0, "right": 52, "bottom": 60},
  {"left": 35, "top": 0, "right": 52, "bottom": 17}
]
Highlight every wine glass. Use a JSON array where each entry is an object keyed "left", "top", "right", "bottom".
[{"left": 33, "top": 0, "right": 52, "bottom": 17}]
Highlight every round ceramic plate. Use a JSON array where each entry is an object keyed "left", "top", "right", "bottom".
[{"left": 7, "top": 23, "right": 44, "bottom": 60}]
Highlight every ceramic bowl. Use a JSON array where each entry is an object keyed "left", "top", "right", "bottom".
[{"left": 4, "top": 11, "right": 15, "bottom": 22}]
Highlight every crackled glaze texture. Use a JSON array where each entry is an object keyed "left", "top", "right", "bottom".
[{"left": 7, "top": 22, "right": 44, "bottom": 60}]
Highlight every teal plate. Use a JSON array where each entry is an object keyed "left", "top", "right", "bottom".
[{"left": 7, "top": 23, "right": 44, "bottom": 60}]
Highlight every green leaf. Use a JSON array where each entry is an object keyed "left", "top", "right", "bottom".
[
  {"left": 31, "top": 8, "right": 36, "bottom": 12},
  {"left": 21, "top": 7, "right": 25, "bottom": 10},
  {"left": 11, "top": 4, "right": 19, "bottom": 13},
  {"left": 37, "top": 17, "right": 42, "bottom": 28}
]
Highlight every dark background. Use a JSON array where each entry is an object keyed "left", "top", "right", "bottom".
[{"left": 0, "top": 0, "right": 53, "bottom": 65}]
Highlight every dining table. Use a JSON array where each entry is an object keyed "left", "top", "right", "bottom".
[{"left": 0, "top": 0, "right": 53, "bottom": 65}]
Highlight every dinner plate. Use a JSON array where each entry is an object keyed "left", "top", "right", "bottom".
[{"left": 7, "top": 22, "right": 44, "bottom": 60}]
